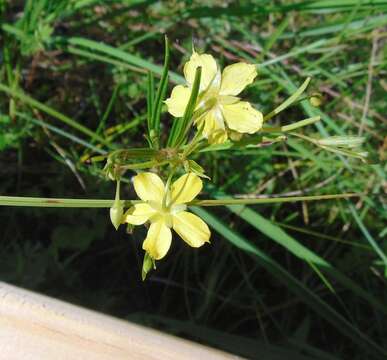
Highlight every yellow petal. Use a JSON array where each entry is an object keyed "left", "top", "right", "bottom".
[
  {"left": 171, "top": 173, "right": 202, "bottom": 204},
  {"left": 184, "top": 52, "right": 218, "bottom": 91},
  {"left": 133, "top": 172, "right": 165, "bottom": 202},
  {"left": 142, "top": 220, "right": 172, "bottom": 260},
  {"left": 165, "top": 85, "right": 191, "bottom": 117},
  {"left": 219, "top": 95, "right": 240, "bottom": 105},
  {"left": 124, "top": 203, "right": 155, "bottom": 225},
  {"left": 221, "top": 101, "right": 263, "bottom": 134},
  {"left": 220, "top": 63, "right": 257, "bottom": 96},
  {"left": 196, "top": 108, "right": 228, "bottom": 144},
  {"left": 173, "top": 211, "right": 210, "bottom": 248}
]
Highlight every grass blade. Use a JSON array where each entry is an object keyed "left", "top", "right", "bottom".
[
  {"left": 263, "top": 77, "right": 311, "bottom": 122},
  {"left": 192, "top": 207, "right": 387, "bottom": 359},
  {"left": 150, "top": 36, "right": 170, "bottom": 147},
  {"left": 56, "top": 36, "right": 184, "bottom": 84},
  {"left": 173, "top": 66, "right": 202, "bottom": 147}
]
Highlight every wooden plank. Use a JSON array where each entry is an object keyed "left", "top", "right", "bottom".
[{"left": 0, "top": 282, "right": 240, "bottom": 359}]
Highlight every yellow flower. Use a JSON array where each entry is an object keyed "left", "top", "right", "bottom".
[
  {"left": 165, "top": 51, "right": 263, "bottom": 144},
  {"left": 124, "top": 172, "right": 211, "bottom": 260}
]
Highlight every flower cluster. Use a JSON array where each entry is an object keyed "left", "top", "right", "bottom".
[
  {"left": 106, "top": 42, "right": 367, "bottom": 279},
  {"left": 108, "top": 49, "right": 267, "bottom": 278}
]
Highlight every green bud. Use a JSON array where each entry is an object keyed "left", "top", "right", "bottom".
[
  {"left": 103, "top": 159, "right": 116, "bottom": 181},
  {"left": 109, "top": 181, "right": 124, "bottom": 230},
  {"left": 142, "top": 252, "right": 156, "bottom": 281},
  {"left": 310, "top": 93, "right": 323, "bottom": 107},
  {"left": 187, "top": 160, "right": 210, "bottom": 179},
  {"left": 126, "top": 223, "right": 135, "bottom": 234},
  {"left": 110, "top": 206, "right": 123, "bottom": 230},
  {"left": 318, "top": 136, "right": 365, "bottom": 148}
]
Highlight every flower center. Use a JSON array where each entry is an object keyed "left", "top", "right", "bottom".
[
  {"left": 148, "top": 201, "right": 187, "bottom": 229},
  {"left": 170, "top": 203, "right": 187, "bottom": 214},
  {"left": 197, "top": 95, "right": 218, "bottom": 113},
  {"left": 148, "top": 201, "right": 186, "bottom": 216}
]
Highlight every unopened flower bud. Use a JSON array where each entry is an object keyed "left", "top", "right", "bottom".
[
  {"left": 142, "top": 252, "right": 156, "bottom": 281},
  {"left": 310, "top": 93, "right": 323, "bottom": 107},
  {"left": 110, "top": 205, "right": 123, "bottom": 230},
  {"left": 109, "top": 181, "right": 124, "bottom": 230},
  {"left": 318, "top": 136, "right": 365, "bottom": 148}
]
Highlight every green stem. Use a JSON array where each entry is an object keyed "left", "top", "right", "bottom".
[
  {"left": 191, "top": 193, "right": 360, "bottom": 206},
  {"left": 0, "top": 196, "right": 135, "bottom": 208},
  {"left": 263, "top": 77, "right": 311, "bottom": 122},
  {"left": 261, "top": 116, "right": 321, "bottom": 133},
  {"left": 289, "top": 132, "right": 317, "bottom": 143},
  {"left": 182, "top": 122, "right": 205, "bottom": 157},
  {"left": 174, "top": 66, "right": 202, "bottom": 148},
  {"left": 0, "top": 193, "right": 361, "bottom": 208},
  {"left": 114, "top": 180, "right": 121, "bottom": 202}
]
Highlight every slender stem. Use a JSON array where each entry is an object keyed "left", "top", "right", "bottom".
[
  {"left": 261, "top": 116, "right": 321, "bottom": 133},
  {"left": 114, "top": 180, "right": 121, "bottom": 202},
  {"left": 174, "top": 66, "right": 202, "bottom": 148},
  {"left": 263, "top": 77, "right": 311, "bottom": 122},
  {"left": 289, "top": 132, "right": 317, "bottom": 143},
  {"left": 0, "top": 196, "right": 136, "bottom": 208},
  {"left": 182, "top": 123, "right": 205, "bottom": 157},
  {"left": 0, "top": 193, "right": 361, "bottom": 208},
  {"left": 190, "top": 193, "right": 360, "bottom": 206}
]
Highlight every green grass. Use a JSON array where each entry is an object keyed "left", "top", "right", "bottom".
[{"left": 0, "top": 0, "right": 386, "bottom": 359}]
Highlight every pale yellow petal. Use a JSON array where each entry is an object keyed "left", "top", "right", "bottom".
[
  {"left": 221, "top": 101, "right": 263, "bottom": 134},
  {"left": 165, "top": 85, "right": 191, "bottom": 117},
  {"left": 196, "top": 108, "right": 228, "bottom": 144},
  {"left": 123, "top": 203, "right": 155, "bottom": 225},
  {"left": 219, "top": 95, "right": 240, "bottom": 105},
  {"left": 220, "top": 63, "right": 257, "bottom": 96},
  {"left": 171, "top": 173, "right": 202, "bottom": 205},
  {"left": 133, "top": 172, "right": 165, "bottom": 202},
  {"left": 184, "top": 52, "right": 218, "bottom": 91},
  {"left": 142, "top": 220, "right": 172, "bottom": 260},
  {"left": 173, "top": 211, "right": 210, "bottom": 248}
]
